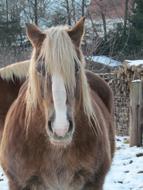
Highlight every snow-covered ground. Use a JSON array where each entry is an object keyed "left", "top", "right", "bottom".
[
  {"left": 87, "top": 56, "right": 143, "bottom": 68},
  {"left": 104, "top": 137, "right": 143, "bottom": 190},
  {"left": 0, "top": 168, "right": 8, "bottom": 190},
  {"left": 87, "top": 55, "right": 121, "bottom": 67},
  {"left": 125, "top": 60, "right": 143, "bottom": 66},
  {"left": 0, "top": 136, "right": 143, "bottom": 190}
]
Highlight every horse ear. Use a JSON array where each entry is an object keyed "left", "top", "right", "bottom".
[
  {"left": 26, "top": 24, "right": 46, "bottom": 48},
  {"left": 68, "top": 17, "right": 85, "bottom": 47}
]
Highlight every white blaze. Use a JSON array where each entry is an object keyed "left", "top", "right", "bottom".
[{"left": 52, "top": 73, "right": 69, "bottom": 136}]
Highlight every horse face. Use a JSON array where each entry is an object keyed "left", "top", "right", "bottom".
[
  {"left": 36, "top": 58, "right": 81, "bottom": 147},
  {"left": 26, "top": 17, "right": 85, "bottom": 147},
  {"left": 43, "top": 73, "right": 75, "bottom": 147}
]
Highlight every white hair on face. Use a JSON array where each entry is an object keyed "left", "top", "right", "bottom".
[{"left": 52, "top": 73, "right": 69, "bottom": 132}]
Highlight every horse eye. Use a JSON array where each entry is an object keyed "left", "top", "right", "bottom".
[
  {"left": 36, "top": 63, "right": 46, "bottom": 76},
  {"left": 75, "top": 62, "right": 80, "bottom": 74}
]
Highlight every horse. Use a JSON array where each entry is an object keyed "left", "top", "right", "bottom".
[
  {"left": 0, "top": 60, "right": 113, "bottom": 148},
  {"left": 0, "top": 60, "right": 29, "bottom": 143},
  {"left": 0, "top": 17, "right": 115, "bottom": 190}
]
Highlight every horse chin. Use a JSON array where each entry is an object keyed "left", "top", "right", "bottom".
[{"left": 49, "top": 136, "right": 72, "bottom": 147}]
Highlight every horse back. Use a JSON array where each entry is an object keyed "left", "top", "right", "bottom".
[
  {"left": 0, "top": 76, "right": 25, "bottom": 143},
  {"left": 0, "top": 72, "right": 115, "bottom": 190},
  {"left": 86, "top": 70, "right": 113, "bottom": 114},
  {"left": 86, "top": 70, "right": 115, "bottom": 158}
]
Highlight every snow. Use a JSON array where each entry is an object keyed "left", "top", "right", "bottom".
[
  {"left": 88, "top": 57, "right": 143, "bottom": 68},
  {"left": 0, "top": 170, "right": 8, "bottom": 190},
  {"left": 0, "top": 136, "right": 143, "bottom": 190},
  {"left": 125, "top": 60, "right": 143, "bottom": 66},
  {"left": 132, "top": 79, "right": 141, "bottom": 83},
  {"left": 104, "top": 136, "right": 143, "bottom": 190},
  {"left": 88, "top": 55, "right": 121, "bottom": 67}
]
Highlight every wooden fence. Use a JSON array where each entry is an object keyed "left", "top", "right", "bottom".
[{"left": 130, "top": 80, "right": 143, "bottom": 147}]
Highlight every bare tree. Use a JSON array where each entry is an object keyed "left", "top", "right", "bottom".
[
  {"left": 65, "top": 0, "right": 71, "bottom": 25},
  {"left": 124, "top": 0, "right": 129, "bottom": 35},
  {"left": 34, "top": 0, "right": 38, "bottom": 25},
  {"left": 6, "top": 0, "right": 9, "bottom": 28},
  {"left": 81, "top": 0, "right": 85, "bottom": 16},
  {"left": 96, "top": 1, "right": 107, "bottom": 41},
  {"left": 71, "top": 0, "right": 76, "bottom": 23},
  {"left": 101, "top": 11, "right": 107, "bottom": 41}
]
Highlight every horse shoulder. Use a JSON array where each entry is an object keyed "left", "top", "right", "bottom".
[
  {"left": 86, "top": 70, "right": 113, "bottom": 114},
  {"left": 0, "top": 76, "right": 25, "bottom": 144},
  {"left": 86, "top": 70, "right": 115, "bottom": 158}
]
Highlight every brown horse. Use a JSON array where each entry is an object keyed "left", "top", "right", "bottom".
[
  {"left": 0, "top": 18, "right": 115, "bottom": 190},
  {"left": 0, "top": 60, "right": 112, "bottom": 146},
  {"left": 0, "top": 60, "right": 29, "bottom": 143}
]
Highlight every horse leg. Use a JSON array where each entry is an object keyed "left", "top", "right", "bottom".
[
  {"left": 9, "top": 179, "right": 22, "bottom": 190},
  {"left": 9, "top": 180, "right": 46, "bottom": 190},
  {"left": 83, "top": 181, "right": 104, "bottom": 190},
  {"left": 83, "top": 169, "right": 107, "bottom": 190},
  {"left": 0, "top": 118, "right": 4, "bottom": 144}
]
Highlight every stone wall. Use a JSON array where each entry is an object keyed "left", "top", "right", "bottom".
[{"left": 88, "top": 64, "right": 143, "bottom": 136}]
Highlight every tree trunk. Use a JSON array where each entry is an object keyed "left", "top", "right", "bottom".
[
  {"left": 71, "top": 0, "right": 76, "bottom": 23},
  {"left": 81, "top": 0, "right": 85, "bottom": 16},
  {"left": 6, "top": 0, "right": 9, "bottom": 28},
  {"left": 65, "top": 0, "right": 71, "bottom": 25},
  {"left": 101, "top": 12, "right": 107, "bottom": 41},
  {"left": 124, "top": 0, "right": 129, "bottom": 35},
  {"left": 34, "top": 0, "right": 38, "bottom": 25}
]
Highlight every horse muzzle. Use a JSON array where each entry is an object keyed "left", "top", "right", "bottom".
[{"left": 47, "top": 119, "right": 74, "bottom": 146}]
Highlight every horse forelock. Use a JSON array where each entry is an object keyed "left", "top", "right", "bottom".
[
  {"left": 26, "top": 26, "right": 101, "bottom": 135},
  {"left": 26, "top": 26, "right": 79, "bottom": 109},
  {"left": 40, "top": 26, "right": 79, "bottom": 92}
]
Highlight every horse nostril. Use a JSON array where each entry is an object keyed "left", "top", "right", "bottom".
[
  {"left": 68, "top": 120, "right": 73, "bottom": 133},
  {"left": 48, "top": 120, "right": 53, "bottom": 133},
  {"left": 48, "top": 119, "right": 73, "bottom": 136}
]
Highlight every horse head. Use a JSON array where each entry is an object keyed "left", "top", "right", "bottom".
[{"left": 25, "top": 18, "right": 98, "bottom": 147}]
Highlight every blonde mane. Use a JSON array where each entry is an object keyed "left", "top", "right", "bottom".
[
  {"left": 0, "top": 60, "right": 29, "bottom": 81},
  {"left": 26, "top": 26, "right": 100, "bottom": 134}
]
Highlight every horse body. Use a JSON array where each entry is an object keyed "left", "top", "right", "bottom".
[
  {"left": 0, "top": 64, "right": 113, "bottom": 146},
  {"left": 0, "top": 77, "right": 24, "bottom": 143},
  {"left": 0, "top": 61, "right": 28, "bottom": 143},
  {"left": 1, "top": 84, "right": 113, "bottom": 190},
  {"left": 0, "top": 18, "right": 115, "bottom": 190}
]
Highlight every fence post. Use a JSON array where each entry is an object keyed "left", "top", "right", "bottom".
[{"left": 129, "top": 80, "right": 143, "bottom": 147}]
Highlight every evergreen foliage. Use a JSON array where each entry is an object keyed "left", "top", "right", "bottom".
[
  {"left": 130, "top": 0, "right": 143, "bottom": 48},
  {"left": 100, "top": 0, "right": 143, "bottom": 59}
]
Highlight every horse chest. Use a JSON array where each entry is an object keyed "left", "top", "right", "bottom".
[
  {"left": 42, "top": 166, "right": 86, "bottom": 190},
  {"left": 42, "top": 155, "right": 86, "bottom": 190}
]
